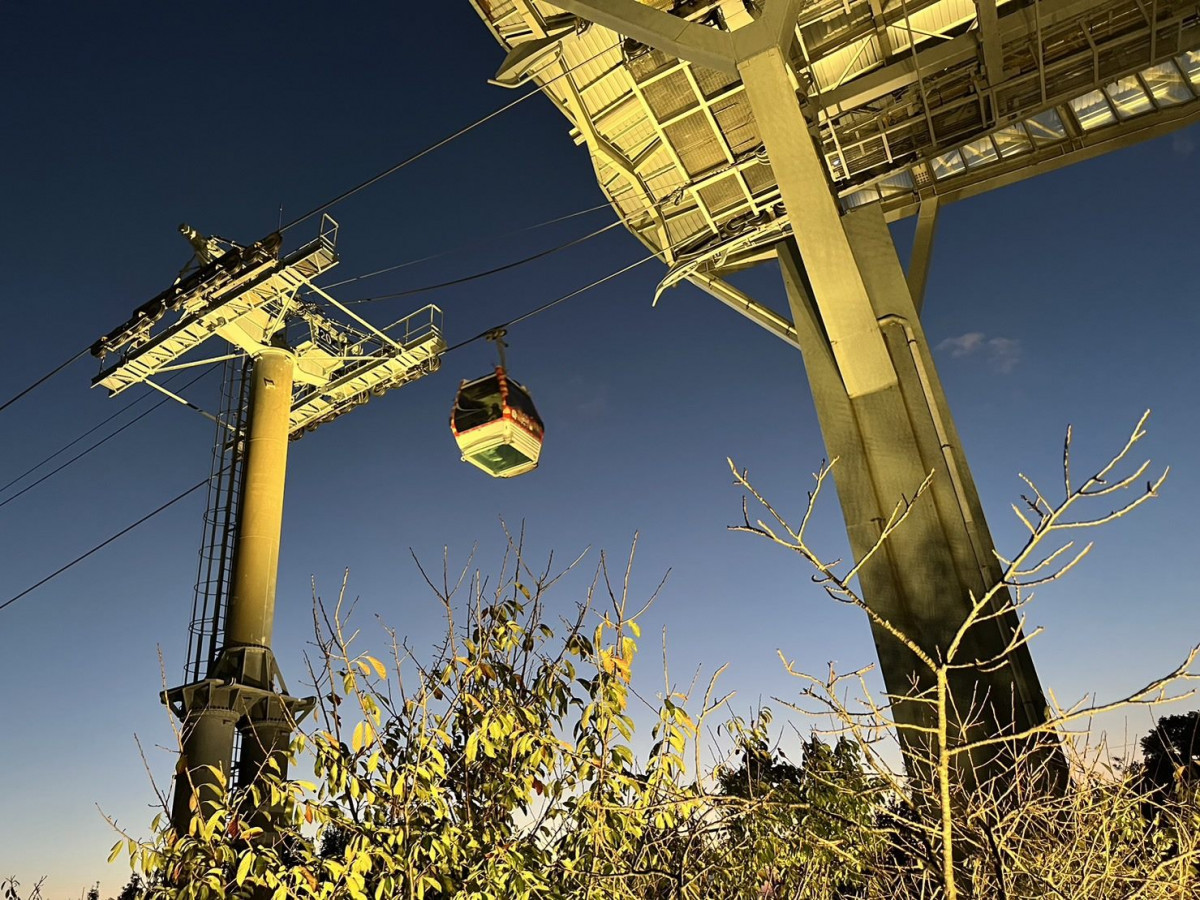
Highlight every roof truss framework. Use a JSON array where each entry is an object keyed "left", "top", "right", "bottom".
[{"left": 470, "top": 0, "right": 1200, "bottom": 277}]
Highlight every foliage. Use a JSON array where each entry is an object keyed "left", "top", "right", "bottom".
[
  {"left": 713, "top": 713, "right": 886, "bottom": 898},
  {"left": 111, "top": 539, "right": 749, "bottom": 899},
  {"left": 1, "top": 878, "right": 43, "bottom": 900},
  {"left": 728, "top": 412, "right": 1200, "bottom": 898},
  {"left": 1139, "top": 711, "right": 1200, "bottom": 805},
  {"left": 104, "top": 415, "right": 1200, "bottom": 899}
]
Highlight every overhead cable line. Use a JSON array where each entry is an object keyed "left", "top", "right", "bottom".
[
  {"left": 1, "top": 391, "right": 153, "bottom": 495},
  {"left": 278, "top": 44, "right": 620, "bottom": 234},
  {"left": 0, "top": 347, "right": 89, "bottom": 417},
  {"left": 0, "top": 369, "right": 212, "bottom": 511},
  {"left": 443, "top": 252, "right": 658, "bottom": 354},
  {"left": 7, "top": 45, "right": 620, "bottom": 421},
  {"left": 349, "top": 219, "right": 624, "bottom": 306},
  {"left": 2, "top": 47, "right": 621, "bottom": 419},
  {"left": 3, "top": 243, "right": 665, "bottom": 613},
  {"left": 0, "top": 370, "right": 192, "bottom": 495},
  {"left": 324, "top": 201, "right": 613, "bottom": 290},
  {"left": 0, "top": 477, "right": 210, "bottom": 614}
]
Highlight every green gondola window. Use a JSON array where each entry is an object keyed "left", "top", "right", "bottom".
[{"left": 470, "top": 444, "right": 532, "bottom": 475}]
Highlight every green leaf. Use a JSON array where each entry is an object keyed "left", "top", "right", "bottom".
[{"left": 107, "top": 840, "right": 123, "bottom": 863}]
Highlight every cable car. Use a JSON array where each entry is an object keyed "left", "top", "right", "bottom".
[{"left": 451, "top": 331, "right": 544, "bottom": 478}]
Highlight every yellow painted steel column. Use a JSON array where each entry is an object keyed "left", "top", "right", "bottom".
[
  {"left": 737, "top": 45, "right": 898, "bottom": 398},
  {"left": 225, "top": 347, "right": 293, "bottom": 651}
]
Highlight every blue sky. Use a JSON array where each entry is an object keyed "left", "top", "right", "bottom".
[{"left": 1, "top": 3, "right": 1197, "bottom": 895}]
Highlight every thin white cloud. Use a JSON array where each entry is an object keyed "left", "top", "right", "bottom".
[
  {"left": 938, "top": 331, "right": 985, "bottom": 358},
  {"left": 936, "top": 332, "right": 1022, "bottom": 374}
]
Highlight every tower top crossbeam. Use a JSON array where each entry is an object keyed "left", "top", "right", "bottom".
[
  {"left": 471, "top": 0, "right": 1199, "bottom": 281},
  {"left": 91, "top": 216, "right": 446, "bottom": 438}
]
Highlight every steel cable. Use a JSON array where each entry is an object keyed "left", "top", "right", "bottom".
[
  {"left": 324, "top": 201, "right": 613, "bottom": 291},
  {"left": 0, "top": 245, "right": 666, "bottom": 613},
  {"left": 349, "top": 219, "right": 624, "bottom": 307},
  {"left": 279, "top": 44, "right": 620, "bottom": 234},
  {"left": 0, "top": 347, "right": 89, "bottom": 416},
  {"left": 0, "top": 369, "right": 211, "bottom": 511},
  {"left": 0, "top": 478, "right": 210, "bottom": 613}
]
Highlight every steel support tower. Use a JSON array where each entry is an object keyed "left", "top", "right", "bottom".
[
  {"left": 91, "top": 219, "right": 446, "bottom": 833},
  {"left": 468, "top": 0, "right": 1200, "bottom": 787}
]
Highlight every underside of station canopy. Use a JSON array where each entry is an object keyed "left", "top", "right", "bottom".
[{"left": 470, "top": 0, "right": 1200, "bottom": 282}]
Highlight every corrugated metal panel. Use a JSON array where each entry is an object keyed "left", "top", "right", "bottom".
[
  {"left": 666, "top": 209, "right": 710, "bottom": 246},
  {"left": 742, "top": 160, "right": 778, "bottom": 195},
  {"left": 479, "top": 0, "right": 518, "bottom": 21},
  {"left": 711, "top": 94, "right": 760, "bottom": 157},
  {"left": 628, "top": 47, "right": 677, "bottom": 82},
  {"left": 639, "top": 144, "right": 679, "bottom": 179},
  {"left": 610, "top": 117, "right": 658, "bottom": 159},
  {"left": 565, "top": 30, "right": 626, "bottom": 118},
  {"left": 697, "top": 175, "right": 746, "bottom": 215},
  {"left": 812, "top": 36, "right": 882, "bottom": 91},
  {"left": 644, "top": 161, "right": 688, "bottom": 200},
  {"left": 691, "top": 63, "right": 738, "bottom": 98},
  {"left": 613, "top": 192, "right": 649, "bottom": 221},
  {"left": 663, "top": 112, "right": 727, "bottom": 176},
  {"left": 474, "top": 0, "right": 1200, "bottom": 247},
  {"left": 641, "top": 69, "right": 698, "bottom": 120}
]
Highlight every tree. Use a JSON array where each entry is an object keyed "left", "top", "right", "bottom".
[
  {"left": 729, "top": 412, "right": 1200, "bottom": 898},
  {"left": 1141, "top": 711, "right": 1200, "bottom": 804},
  {"left": 714, "top": 714, "right": 886, "bottom": 898}
]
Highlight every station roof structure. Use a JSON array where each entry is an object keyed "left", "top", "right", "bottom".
[{"left": 470, "top": 0, "right": 1200, "bottom": 279}]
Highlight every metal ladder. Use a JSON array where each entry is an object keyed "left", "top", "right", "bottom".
[{"left": 183, "top": 355, "right": 250, "bottom": 684}]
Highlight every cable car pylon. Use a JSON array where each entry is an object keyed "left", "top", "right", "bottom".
[
  {"left": 451, "top": 328, "right": 545, "bottom": 478},
  {"left": 89, "top": 217, "right": 446, "bottom": 836}
]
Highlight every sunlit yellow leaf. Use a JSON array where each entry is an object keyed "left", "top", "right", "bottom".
[
  {"left": 364, "top": 655, "right": 387, "bottom": 679},
  {"left": 235, "top": 852, "right": 253, "bottom": 886},
  {"left": 599, "top": 648, "right": 614, "bottom": 675}
]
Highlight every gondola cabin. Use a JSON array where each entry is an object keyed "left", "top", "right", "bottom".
[{"left": 451, "top": 367, "right": 544, "bottom": 477}]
